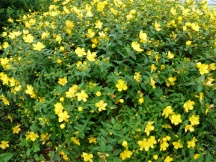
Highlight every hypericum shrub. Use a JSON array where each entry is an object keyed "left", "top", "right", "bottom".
[
  {"left": 0, "top": 0, "right": 216, "bottom": 161},
  {"left": 0, "top": 0, "right": 54, "bottom": 53}
]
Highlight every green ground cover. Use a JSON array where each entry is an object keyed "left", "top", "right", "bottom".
[{"left": 0, "top": 0, "right": 216, "bottom": 161}]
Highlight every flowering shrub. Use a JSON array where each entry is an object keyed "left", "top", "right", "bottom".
[{"left": 0, "top": 0, "right": 216, "bottom": 161}]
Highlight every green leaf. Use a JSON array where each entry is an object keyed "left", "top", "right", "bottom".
[
  {"left": 0, "top": 153, "right": 13, "bottom": 162},
  {"left": 106, "top": 145, "right": 113, "bottom": 151},
  {"left": 111, "top": 117, "right": 116, "bottom": 125},
  {"left": 33, "top": 143, "right": 40, "bottom": 152},
  {"left": 100, "top": 141, "right": 106, "bottom": 152},
  {"left": 197, "top": 85, "right": 203, "bottom": 92},
  {"left": 49, "top": 151, "right": 55, "bottom": 160},
  {"left": 205, "top": 153, "right": 212, "bottom": 161},
  {"left": 113, "top": 158, "right": 122, "bottom": 162},
  {"left": 100, "top": 129, "right": 108, "bottom": 136}
]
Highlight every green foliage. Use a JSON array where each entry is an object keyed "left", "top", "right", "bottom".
[
  {"left": 0, "top": 0, "right": 216, "bottom": 161},
  {"left": 0, "top": 0, "right": 53, "bottom": 43},
  {"left": 0, "top": 153, "right": 13, "bottom": 162}
]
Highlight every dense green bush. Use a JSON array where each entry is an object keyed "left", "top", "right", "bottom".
[
  {"left": 0, "top": 0, "right": 216, "bottom": 161},
  {"left": 0, "top": 0, "right": 53, "bottom": 44}
]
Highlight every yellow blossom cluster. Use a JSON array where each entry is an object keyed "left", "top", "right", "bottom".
[{"left": 0, "top": 0, "right": 215, "bottom": 161}]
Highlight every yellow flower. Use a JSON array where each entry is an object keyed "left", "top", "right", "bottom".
[
  {"left": 166, "top": 77, "right": 177, "bottom": 87},
  {"left": 86, "top": 29, "right": 95, "bottom": 38},
  {"left": 169, "top": 114, "right": 182, "bottom": 125},
  {"left": 167, "top": 51, "right": 174, "bottom": 59},
  {"left": 96, "top": 91, "right": 101, "bottom": 97},
  {"left": 9, "top": 77, "right": 16, "bottom": 86},
  {"left": 155, "top": 54, "right": 160, "bottom": 63},
  {"left": 126, "top": 14, "right": 133, "bottom": 20},
  {"left": 205, "top": 77, "right": 214, "bottom": 87},
  {"left": 76, "top": 90, "right": 88, "bottom": 102},
  {"left": 139, "top": 30, "right": 148, "bottom": 43},
  {"left": 1, "top": 32, "right": 7, "bottom": 37},
  {"left": 88, "top": 137, "right": 97, "bottom": 144},
  {"left": 148, "top": 136, "right": 157, "bottom": 148},
  {"left": 40, "top": 133, "right": 49, "bottom": 142},
  {"left": 65, "top": 85, "right": 79, "bottom": 98},
  {"left": 172, "top": 140, "right": 183, "bottom": 149},
  {"left": 119, "top": 149, "right": 132, "bottom": 160},
  {"left": 145, "top": 122, "right": 154, "bottom": 136},
  {"left": 170, "top": 7, "right": 176, "bottom": 15},
  {"left": 131, "top": 42, "right": 144, "bottom": 52},
  {"left": 71, "top": 137, "right": 80, "bottom": 146},
  {"left": 0, "top": 95, "right": 10, "bottom": 105},
  {"left": 65, "top": 20, "right": 74, "bottom": 28},
  {"left": 162, "top": 106, "right": 174, "bottom": 118},
  {"left": 182, "top": 9, "right": 190, "bottom": 16},
  {"left": 130, "top": 10, "right": 136, "bottom": 14},
  {"left": 81, "top": 152, "right": 93, "bottom": 162},
  {"left": 25, "top": 85, "right": 34, "bottom": 95},
  {"left": 58, "top": 77, "right": 67, "bottom": 86},
  {"left": 138, "top": 136, "right": 156, "bottom": 151},
  {"left": 189, "top": 115, "right": 199, "bottom": 126},
  {"left": 58, "top": 110, "right": 70, "bottom": 122},
  {"left": 138, "top": 138, "right": 150, "bottom": 151},
  {"left": 134, "top": 72, "right": 141, "bottom": 82},
  {"left": 186, "top": 40, "right": 192, "bottom": 46},
  {"left": 196, "top": 62, "right": 209, "bottom": 75},
  {"left": 183, "top": 100, "right": 195, "bottom": 112},
  {"left": 41, "top": 31, "right": 50, "bottom": 39},
  {"left": 60, "top": 151, "right": 70, "bottom": 161},
  {"left": 2, "top": 42, "right": 9, "bottom": 49},
  {"left": 119, "top": 99, "right": 124, "bottom": 103},
  {"left": 153, "top": 155, "right": 158, "bottom": 160},
  {"left": 26, "top": 132, "right": 39, "bottom": 141},
  {"left": 95, "top": 100, "right": 107, "bottom": 112},
  {"left": 194, "top": 154, "right": 200, "bottom": 160},
  {"left": 150, "top": 77, "right": 156, "bottom": 89},
  {"left": 59, "top": 97, "right": 64, "bottom": 102},
  {"left": 60, "top": 123, "right": 65, "bottom": 129},
  {"left": 138, "top": 97, "right": 144, "bottom": 104},
  {"left": 0, "top": 141, "right": 9, "bottom": 149},
  {"left": 185, "top": 124, "right": 194, "bottom": 133},
  {"left": 187, "top": 137, "right": 197, "bottom": 149},
  {"left": 97, "top": 1, "right": 107, "bottom": 12},
  {"left": 95, "top": 20, "right": 103, "bottom": 29},
  {"left": 12, "top": 124, "right": 21, "bottom": 134},
  {"left": 87, "top": 50, "right": 97, "bottom": 61},
  {"left": 150, "top": 64, "right": 157, "bottom": 73},
  {"left": 209, "top": 63, "right": 216, "bottom": 71},
  {"left": 154, "top": 22, "right": 161, "bottom": 31},
  {"left": 54, "top": 102, "right": 64, "bottom": 114},
  {"left": 0, "top": 57, "right": 9, "bottom": 68},
  {"left": 0, "top": 72, "right": 9, "bottom": 85},
  {"left": 122, "top": 140, "right": 128, "bottom": 148},
  {"left": 56, "top": 59, "right": 62, "bottom": 64},
  {"left": 56, "top": 35, "right": 61, "bottom": 44},
  {"left": 63, "top": 5, "right": 70, "bottom": 13},
  {"left": 162, "top": 124, "right": 172, "bottom": 129},
  {"left": 78, "top": 106, "right": 83, "bottom": 112},
  {"left": 75, "top": 47, "right": 86, "bottom": 57},
  {"left": 116, "top": 79, "right": 128, "bottom": 91},
  {"left": 164, "top": 156, "right": 173, "bottom": 162},
  {"left": 99, "top": 31, "right": 106, "bottom": 39},
  {"left": 191, "top": 23, "right": 200, "bottom": 31},
  {"left": 32, "top": 42, "right": 45, "bottom": 51},
  {"left": 160, "top": 141, "right": 169, "bottom": 151},
  {"left": 7, "top": 115, "right": 13, "bottom": 123},
  {"left": 23, "top": 34, "right": 34, "bottom": 43}
]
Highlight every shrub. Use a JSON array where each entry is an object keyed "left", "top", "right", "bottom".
[
  {"left": 0, "top": 0, "right": 216, "bottom": 161},
  {"left": 0, "top": 0, "right": 53, "bottom": 44}
]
